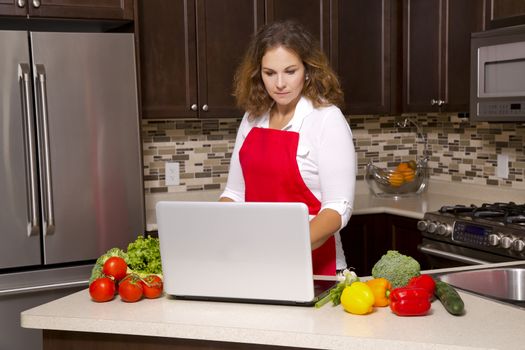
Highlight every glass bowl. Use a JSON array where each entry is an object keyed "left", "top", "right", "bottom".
[{"left": 365, "top": 158, "right": 429, "bottom": 198}]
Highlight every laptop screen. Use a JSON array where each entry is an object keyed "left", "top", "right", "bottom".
[{"left": 156, "top": 201, "right": 334, "bottom": 305}]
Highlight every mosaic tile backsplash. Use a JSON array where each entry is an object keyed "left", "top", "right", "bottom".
[{"left": 141, "top": 114, "right": 525, "bottom": 194}]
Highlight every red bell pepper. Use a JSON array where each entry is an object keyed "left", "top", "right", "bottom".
[
  {"left": 407, "top": 275, "right": 436, "bottom": 297},
  {"left": 389, "top": 287, "right": 431, "bottom": 316}
]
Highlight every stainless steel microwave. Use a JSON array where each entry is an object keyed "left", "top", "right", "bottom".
[{"left": 470, "top": 25, "right": 525, "bottom": 122}]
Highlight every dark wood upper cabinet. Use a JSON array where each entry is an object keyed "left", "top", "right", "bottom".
[
  {"left": 0, "top": 0, "right": 27, "bottom": 16},
  {"left": 0, "top": 0, "right": 133, "bottom": 20},
  {"left": 265, "top": 0, "right": 331, "bottom": 58},
  {"left": 402, "top": 0, "right": 484, "bottom": 113},
  {"left": 136, "top": 0, "right": 195, "bottom": 118},
  {"left": 196, "top": 0, "right": 264, "bottom": 118},
  {"left": 136, "top": 0, "right": 264, "bottom": 119},
  {"left": 331, "top": 0, "right": 401, "bottom": 115},
  {"left": 486, "top": 0, "right": 525, "bottom": 29}
]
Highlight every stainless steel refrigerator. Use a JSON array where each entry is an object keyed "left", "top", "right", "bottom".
[{"left": 0, "top": 30, "right": 145, "bottom": 349}]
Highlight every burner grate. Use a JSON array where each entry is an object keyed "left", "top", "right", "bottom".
[
  {"left": 439, "top": 205, "right": 477, "bottom": 214},
  {"left": 506, "top": 215, "right": 525, "bottom": 225},
  {"left": 438, "top": 202, "right": 525, "bottom": 227},
  {"left": 473, "top": 202, "right": 525, "bottom": 224}
]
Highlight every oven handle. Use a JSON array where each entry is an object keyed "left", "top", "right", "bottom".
[{"left": 418, "top": 245, "right": 491, "bottom": 265}]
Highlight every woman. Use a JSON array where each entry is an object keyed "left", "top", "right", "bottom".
[{"left": 220, "top": 20, "right": 356, "bottom": 276}]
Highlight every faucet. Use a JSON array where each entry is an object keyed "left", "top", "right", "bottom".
[{"left": 395, "top": 117, "right": 430, "bottom": 160}]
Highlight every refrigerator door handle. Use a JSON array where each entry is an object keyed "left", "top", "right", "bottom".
[
  {"left": 18, "top": 63, "right": 40, "bottom": 237},
  {"left": 34, "top": 64, "right": 55, "bottom": 236},
  {"left": 0, "top": 280, "right": 88, "bottom": 296}
]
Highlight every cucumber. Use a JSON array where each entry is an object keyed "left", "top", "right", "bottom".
[{"left": 435, "top": 280, "right": 465, "bottom": 316}]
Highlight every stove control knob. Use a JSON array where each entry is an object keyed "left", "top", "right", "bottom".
[
  {"left": 488, "top": 234, "right": 501, "bottom": 247},
  {"left": 512, "top": 239, "right": 525, "bottom": 252},
  {"left": 417, "top": 220, "right": 428, "bottom": 231},
  {"left": 500, "top": 236, "right": 515, "bottom": 249},
  {"left": 427, "top": 222, "right": 438, "bottom": 234},
  {"left": 436, "top": 223, "right": 451, "bottom": 236}
]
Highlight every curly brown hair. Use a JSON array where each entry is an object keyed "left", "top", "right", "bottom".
[{"left": 233, "top": 20, "right": 344, "bottom": 117}]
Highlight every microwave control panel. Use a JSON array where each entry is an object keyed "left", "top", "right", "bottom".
[{"left": 478, "top": 101, "right": 525, "bottom": 117}]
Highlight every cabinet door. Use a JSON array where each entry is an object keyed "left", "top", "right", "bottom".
[
  {"left": 446, "top": 0, "right": 485, "bottom": 112},
  {"left": 341, "top": 214, "right": 427, "bottom": 276},
  {"left": 340, "top": 215, "right": 368, "bottom": 275},
  {"left": 137, "top": 0, "right": 198, "bottom": 118},
  {"left": 332, "top": 0, "right": 401, "bottom": 115},
  {"left": 27, "top": 0, "right": 133, "bottom": 20},
  {"left": 195, "top": 0, "right": 264, "bottom": 118},
  {"left": 486, "top": 0, "right": 525, "bottom": 29},
  {"left": 402, "top": 0, "right": 441, "bottom": 112},
  {"left": 0, "top": 0, "right": 27, "bottom": 16},
  {"left": 403, "top": 0, "right": 483, "bottom": 113},
  {"left": 265, "top": 0, "right": 331, "bottom": 57},
  {"left": 388, "top": 215, "right": 427, "bottom": 269},
  {"left": 340, "top": 214, "right": 391, "bottom": 276}
]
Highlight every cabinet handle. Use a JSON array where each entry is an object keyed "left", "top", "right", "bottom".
[
  {"left": 190, "top": 104, "right": 198, "bottom": 111},
  {"left": 32, "top": 0, "right": 40, "bottom": 8},
  {"left": 0, "top": 280, "right": 88, "bottom": 296},
  {"left": 17, "top": 0, "right": 25, "bottom": 8},
  {"left": 202, "top": 104, "right": 209, "bottom": 112},
  {"left": 430, "top": 99, "right": 446, "bottom": 107}
]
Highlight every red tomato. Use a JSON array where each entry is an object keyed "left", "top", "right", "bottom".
[
  {"left": 89, "top": 277, "right": 116, "bottom": 302},
  {"left": 142, "top": 275, "right": 163, "bottom": 299},
  {"left": 103, "top": 256, "right": 128, "bottom": 281},
  {"left": 118, "top": 275, "right": 143, "bottom": 302}
]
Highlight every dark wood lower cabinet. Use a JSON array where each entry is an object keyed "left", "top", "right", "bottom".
[
  {"left": 340, "top": 214, "right": 428, "bottom": 276},
  {"left": 43, "top": 330, "right": 311, "bottom": 350}
]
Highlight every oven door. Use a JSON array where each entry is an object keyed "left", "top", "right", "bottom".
[{"left": 418, "top": 239, "right": 516, "bottom": 269}]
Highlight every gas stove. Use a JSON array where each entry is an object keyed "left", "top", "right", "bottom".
[{"left": 418, "top": 202, "right": 525, "bottom": 260}]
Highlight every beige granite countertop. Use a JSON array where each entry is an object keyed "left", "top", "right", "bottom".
[
  {"left": 145, "top": 180, "right": 525, "bottom": 231},
  {"left": 21, "top": 261, "right": 525, "bottom": 350}
]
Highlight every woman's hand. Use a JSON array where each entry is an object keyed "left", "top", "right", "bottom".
[{"left": 309, "top": 208, "right": 341, "bottom": 250}]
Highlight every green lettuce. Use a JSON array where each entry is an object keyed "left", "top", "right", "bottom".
[{"left": 126, "top": 235, "right": 162, "bottom": 276}]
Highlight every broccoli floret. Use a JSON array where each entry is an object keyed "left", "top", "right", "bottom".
[
  {"left": 89, "top": 247, "right": 129, "bottom": 284},
  {"left": 371, "top": 250, "right": 421, "bottom": 288}
]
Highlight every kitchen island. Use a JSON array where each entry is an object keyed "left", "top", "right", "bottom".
[{"left": 22, "top": 261, "right": 525, "bottom": 350}]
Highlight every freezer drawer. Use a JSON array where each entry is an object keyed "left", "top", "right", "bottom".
[{"left": 0, "top": 265, "right": 90, "bottom": 350}]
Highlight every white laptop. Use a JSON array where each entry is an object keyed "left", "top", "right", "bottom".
[{"left": 156, "top": 201, "right": 336, "bottom": 306}]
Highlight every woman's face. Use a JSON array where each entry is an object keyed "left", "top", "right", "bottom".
[{"left": 261, "top": 46, "right": 305, "bottom": 109}]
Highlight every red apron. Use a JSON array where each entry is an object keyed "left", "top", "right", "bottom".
[{"left": 239, "top": 127, "right": 336, "bottom": 275}]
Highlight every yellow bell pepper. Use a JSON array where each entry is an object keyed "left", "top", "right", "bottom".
[
  {"left": 340, "top": 282, "right": 375, "bottom": 315},
  {"left": 365, "top": 278, "right": 392, "bottom": 307}
]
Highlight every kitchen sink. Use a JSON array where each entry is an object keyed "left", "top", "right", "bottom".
[{"left": 436, "top": 264, "right": 525, "bottom": 309}]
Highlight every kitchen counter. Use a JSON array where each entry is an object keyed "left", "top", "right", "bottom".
[
  {"left": 21, "top": 261, "right": 525, "bottom": 350},
  {"left": 145, "top": 180, "right": 525, "bottom": 231}
]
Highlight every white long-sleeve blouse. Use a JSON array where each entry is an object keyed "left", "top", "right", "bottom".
[{"left": 221, "top": 96, "right": 356, "bottom": 269}]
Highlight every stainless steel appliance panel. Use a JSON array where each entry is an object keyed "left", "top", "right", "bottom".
[
  {"left": 0, "top": 30, "right": 41, "bottom": 269},
  {"left": 1, "top": 265, "right": 90, "bottom": 350},
  {"left": 470, "top": 24, "right": 525, "bottom": 121},
  {"left": 30, "top": 32, "right": 144, "bottom": 264}
]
